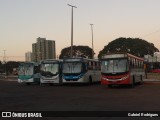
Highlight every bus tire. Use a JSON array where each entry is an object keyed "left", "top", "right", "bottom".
[
  {"left": 130, "top": 76, "right": 135, "bottom": 88},
  {"left": 108, "top": 84, "right": 112, "bottom": 88},
  {"left": 40, "top": 83, "right": 43, "bottom": 86},
  {"left": 59, "top": 79, "right": 63, "bottom": 85},
  {"left": 26, "top": 83, "right": 31, "bottom": 85},
  {"left": 89, "top": 76, "right": 92, "bottom": 84},
  {"left": 140, "top": 75, "right": 143, "bottom": 85},
  {"left": 59, "top": 82, "right": 63, "bottom": 86}
]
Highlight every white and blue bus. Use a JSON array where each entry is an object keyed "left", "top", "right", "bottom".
[
  {"left": 62, "top": 57, "right": 101, "bottom": 84},
  {"left": 18, "top": 62, "right": 40, "bottom": 85},
  {"left": 40, "top": 59, "right": 62, "bottom": 85}
]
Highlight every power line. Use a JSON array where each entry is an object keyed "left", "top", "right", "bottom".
[
  {"left": 0, "top": 56, "right": 24, "bottom": 57},
  {"left": 141, "top": 29, "right": 160, "bottom": 38},
  {"left": 0, "top": 56, "right": 25, "bottom": 61}
]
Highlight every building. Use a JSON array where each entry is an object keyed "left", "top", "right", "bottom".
[
  {"left": 32, "top": 37, "right": 56, "bottom": 62},
  {"left": 32, "top": 43, "right": 37, "bottom": 62},
  {"left": 144, "top": 52, "right": 160, "bottom": 72},
  {"left": 144, "top": 52, "right": 160, "bottom": 62},
  {"left": 25, "top": 52, "right": 32, "bottom": 62},
  {"left": 46, "top": 40, "right": 56, "bottom": 59}
]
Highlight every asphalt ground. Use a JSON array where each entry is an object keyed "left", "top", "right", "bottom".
[{"left": 0, "top": 77, "right": 160, "bottom": 120}]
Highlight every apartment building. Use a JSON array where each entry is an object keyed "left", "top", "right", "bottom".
[
  {"left": 25, "top": 52, "right": 32, "bottom": 62},
  {"left": 32, "top": 37, "right": 56, "bottom": 62}
]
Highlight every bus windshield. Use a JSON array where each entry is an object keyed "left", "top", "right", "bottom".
[
  {"left": 63, "top": 62, "right": 82, "bottom": 74},
  {"left": 18, "top": 64, "right": 34, "bottom": 76},
  {"left": 101, "top": 59, "right": 128, "bottom": 74},
  {"left": 41, "top": 63, "right": 59, "bottom": 77}
]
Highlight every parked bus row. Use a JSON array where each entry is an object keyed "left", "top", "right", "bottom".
[
  {"left": 18, "top": 57, "right": 101, "bottom": 85},
  {"left": 18, "top": 53, "right": 145, "bottom": 87}
]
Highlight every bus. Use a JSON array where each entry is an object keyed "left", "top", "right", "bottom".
[
  {"left": 62, "top": 57, "right": 101, "bottom": 84},
  {"left": 18, "top": 62, "right": 40, "bottom": 85},
  {"left": 101, "top": 53, "right": 145, "bottom": 87},
  {"left": 40, "top": 59, "right": 62, "bottom": 85}
]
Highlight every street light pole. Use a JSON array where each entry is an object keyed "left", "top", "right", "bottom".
[
  {"left": 3, "top": 50, "right": 7, "bottom": 77},
  {"left": 3, "top": 50, "right": 6, "bottom": 63},
  {"left": 68, "top": 4, "right": 77, "bottom": 57},
  {"left": 90, "top": 24, "right": 94, "bottom": 59}
]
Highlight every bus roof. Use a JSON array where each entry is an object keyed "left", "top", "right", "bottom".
[
  {"left": 19, "top": 62, "right": 40, "bottom": 66},
  {"left": 63, "top": 57, "right": 99, "bottom": 62},
  {"left": 102, "top": 53, "right": 144, "bottom": 61},
  {"left": 127, "top": 53, "right": 144, "bottom": 61},
  {"left": 63, "top": 57, "right": 83, "bottom": 62},
  {"left": 41, "top": 59, "right": 61, "bottom": 63}
]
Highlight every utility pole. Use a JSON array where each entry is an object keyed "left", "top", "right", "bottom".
[
  {"left": 90, "top": 24, "right": 94, "bottom": 59},
  {"left": 68, "top": 4, "right": 77, "bottom": 57},
  {"left": 3, "top": 50, "right": 6, "bottom": 63},
  {"left": 3, "top": 50, "right": 7, "bottom": 77}
]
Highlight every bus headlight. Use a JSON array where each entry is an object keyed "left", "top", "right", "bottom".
[
  {"left": 121, "top": 75, "right": 129, "bottom": 80},
  {"left": 101, "top": 77, "right": 108, "bottom": 80}
]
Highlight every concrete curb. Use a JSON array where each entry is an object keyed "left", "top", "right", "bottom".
[{"left": 143, "top": 79, "right": 160, "bottom": 82}]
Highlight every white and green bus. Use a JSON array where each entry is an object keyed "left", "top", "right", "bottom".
[{"left": 18, "top": 62, "right": 40, "bottom": 85}]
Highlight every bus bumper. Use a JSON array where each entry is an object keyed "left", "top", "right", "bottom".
[
  {"left": 62, "top": 77, "right": 88, "bottom": 83},
  {"left": 101, "top": 75, "right": 131, "bottom": 85},
  {"left": 40, "top": 78, "right": 59, "bottom": 84},
  {"left": 18, "top": 78, "right": 34, "bottom": 83},
  {"left": 101, "top": 79, "right": 130, "bottom": 85}
]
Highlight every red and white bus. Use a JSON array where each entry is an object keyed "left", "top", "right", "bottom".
[{"left": 100, "top": 53, "right": 145, "bottom": 87}]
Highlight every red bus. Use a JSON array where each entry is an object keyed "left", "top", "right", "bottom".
[{"left": 101, "top": 53, "right": 145, "bottom": 87}]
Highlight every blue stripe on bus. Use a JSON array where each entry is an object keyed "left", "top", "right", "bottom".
[{"left": 63, "top": 73, "right": 84, "bottom": 80}]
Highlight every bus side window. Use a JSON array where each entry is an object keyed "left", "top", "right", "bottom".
[
  {"left": 92, "top": 62, "right": 94, "bottom": 70},
  {"left": 83, "top": 63, "right": 87, "bottom": 72},
  {"left": 137, "top": 61, "right": 139, "bottom": 68},
  {"left": 95, "top": 62, "right": 98, "bottom": 70},
  {"left": 135, "top": 59, "right": 137, "bottom": 68},
  {"left": 132, "top": 59, "right": 134, "bottom": 68},
  {"left": 98, "top": 62, "right": 101, "bottom": 70},
  {"left": 129, "top": 59, "right": 132, "bottom": 68},
  {"left": 87, "top": 61, "right": 91, "bottom": 70},
  {"left": 139, "top": 61, "right": 141, "bottom": 68},
  {"left": 133, "top": 59, "right": 136, "bottom": 68}
]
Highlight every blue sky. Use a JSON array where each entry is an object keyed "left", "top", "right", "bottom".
[{"left": 1, "top": 0, "right": 160, "bottom": 61}]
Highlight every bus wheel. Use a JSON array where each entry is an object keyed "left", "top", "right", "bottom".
[
  {"left": 108, "top": 84, "right": 112, "bottom": 88},
  {"left": 130, "top": 76, "right": 135, "bottom": 88},
  {"left": 140, "top": 75, "right": 143, "bottom": 85},
  {"left": 49, "top": 83, "right": 53, "bottom": 86},
  {"left": 89, "top": 76, "right": 92, "bottom": 84},
  {"left": 59, "top": 82, "right": 63, "bottom": 86},
  {"left": 59, "top": 80, "right": 63, "bottom": 85},
  {"left": 26, "top": 83, "right": 31, "bottom": 85},
  {"left": 40, "top": 83, "right": 43, "bottom": 86}
]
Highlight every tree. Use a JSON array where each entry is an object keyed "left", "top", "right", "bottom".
[
  {"left": 0, "top": 61, "right": 2, "bottom": 66},
  {"left": 0, "top": 61, "right": 3, "bottom": 73},
  {"left": 98, "top": 37, "right": 159, "bottom": 58},
  {"left": 59, "top": 45, "right": 93, "bottom": 59},
  {"left": 6, "top": 61, "right": 19, "bottom": 74}
]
